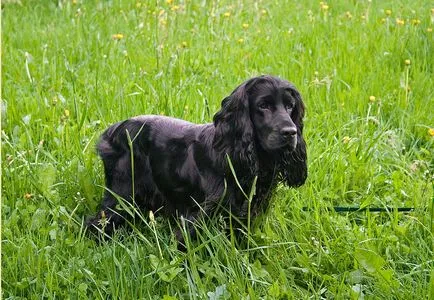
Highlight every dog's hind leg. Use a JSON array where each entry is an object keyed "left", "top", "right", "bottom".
[{"left": 86, "top": 153, "right": 137, "bottom": 236}]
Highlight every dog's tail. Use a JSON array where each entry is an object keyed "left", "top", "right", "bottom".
[
  {"left": 96, "top": 119, "right": 148, "bottom": 187},
  {"left": 97, "top": 119, "right": 147, "bottom": 160}
]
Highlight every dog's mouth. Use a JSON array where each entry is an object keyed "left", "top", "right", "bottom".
[
  {"left": 262, "top": 133, "right": 297, "bottom": 152},
  {"left": 281, "top": 135, "right": 297, "bottom": 151},
  {"left": 289, "top": 139, "right": 298, "bottom": 151}
]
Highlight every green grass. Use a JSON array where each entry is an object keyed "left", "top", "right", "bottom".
[{"left": 2, "top": 0, "right": 433, "bottom": 298}]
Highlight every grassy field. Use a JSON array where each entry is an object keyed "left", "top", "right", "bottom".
[{"left": 2, "top": 0, "right": 433, "bottom": 298}]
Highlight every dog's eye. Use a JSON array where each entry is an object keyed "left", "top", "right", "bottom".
[
  {"left": 258, "top": 102, "right": 271, "bottom": 110},
  {"left": 285, "top": 104, "right": 294, "bottom": 111}
]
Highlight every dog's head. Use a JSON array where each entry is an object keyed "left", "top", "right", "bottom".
[
  {"left": 247, "top": 75, "right": 304, "bottom": 152},
  {"left": 213, "top": 75, "right": 307, "bottom": 186}
]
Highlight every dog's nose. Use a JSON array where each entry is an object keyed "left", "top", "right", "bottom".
[{"left": 280, "top": 127, "right": 297, "bottom": 138}]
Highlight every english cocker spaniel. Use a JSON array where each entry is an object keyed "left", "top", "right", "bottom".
[{"left": 87, "top": 75, "right": 307, "bottom": 248}]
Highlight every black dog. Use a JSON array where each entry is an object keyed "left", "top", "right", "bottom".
[{"left": 87, "top": 75, "right": 307, "bottom": 248}]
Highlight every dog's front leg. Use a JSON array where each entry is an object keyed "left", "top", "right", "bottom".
[{"left": 174, "top": 189, "right": 225, "bottom": 251}]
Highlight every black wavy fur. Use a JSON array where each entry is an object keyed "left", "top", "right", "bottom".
[{"left": 86, "top": 75, "right": 307, "bottom": 249}]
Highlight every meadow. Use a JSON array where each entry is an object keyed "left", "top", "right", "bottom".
[{"left": 2, "top": 0, "right": 433, "bottom": 298}]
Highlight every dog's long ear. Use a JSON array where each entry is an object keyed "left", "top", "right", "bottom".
[
  {"left": 279, "top": 86, "right": 307, "bottom": 187},
  {"left": 213, "top": 78, "right": 259, "bottom": 174}
]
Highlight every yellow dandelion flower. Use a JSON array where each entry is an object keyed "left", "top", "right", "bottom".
[
  {"left": 381, "top": 18, "right": 386, "bottom": 24},
  {"left": 24, "top": 193, "right": 33, "bottom": 200},
  {"left": 428, "top": 128, "right": 434, "bottom": 136},
  {"left": 72, "top": 0, "right": 77, "bottom": 4},
  {"left": 64, "top": 109, "right": 70, "bottom": 117},
  {"left": 411, "top": 19, "right": 421, "bottom": 25},
  {"left": 261, "top": 9, "right": 267, "bottom": 15},
  {"left": 321, "top": 4, "right": 329, "bottom": 11},
  {"left": 166, "top": 0, "right": 173, "bottom": 4},
  {"left": 223, "top": 12, "right": 231, "bottom": 17},
  {"left": 181, "top": 41, "right": 188, "bottom": 48},
  {"left": 405, "top": 59, "right": 411, "bottom": 65},
  {"left": 385, "top": 9, "right": 392, "bottom": 16},
  {"left": 428, "top": 28, "right": 433, "bottom": 32},
  {"left": 345, "top": 11, "right": 353, "bottom": 19},
  {"left": 237, "top": 38, "right": 244, "bottom": 43},
  {"left": 242, "top": 23, "right": 249, "bottom": 29},
  {"left": 342, "top": 136, "right": 351, "bottom": 144},
  {"left": 369, "top": 96, "right": 376, "bottom": 102},
  {"left": 396, "top": 18, "right": 405, "bottom": 26},
  {"left": 112, "top": 33, "right": 124, "bottom": 40},
  {"left": 171, "top": 5, "right": 180, "bottom": 11}
]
